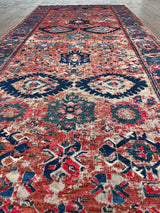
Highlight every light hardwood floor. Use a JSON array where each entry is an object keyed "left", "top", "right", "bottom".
[{"left": 0, "top": 0, "right": 160, "bottom": 39}]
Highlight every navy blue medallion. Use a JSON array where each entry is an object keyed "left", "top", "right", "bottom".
[
  {"left": 39, "top": 26, "right": 76, "bottom": 34},
  {"left": 82, "top": 26, "right": 120, "bottom": 34},
  {"left": 69, "top": 19, "right": 90, "bottom": 25},
  {"left": 0, "top": 73, "right": 72, "bottom": 98},
  {"left": 76, "top": 73, "right": 148, "bottom": 99},
  {"left": 127, "top": 143, "right": 155, "bottom": 163},
  {"left": 59, "top": 50, "right": 91, "bottom": 67}
]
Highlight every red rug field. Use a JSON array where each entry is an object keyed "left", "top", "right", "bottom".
[{"left": 0, "top": 5, "right": 160, "bottom": 213}]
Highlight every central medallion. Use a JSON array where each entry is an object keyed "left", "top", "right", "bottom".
[
  {"left": 76, "top": 73, "right": 148, "bottom": 99},
  {"left": 59, "top": 50, "right": 91, "bottom": 67},
  {"left": 44, "top": 93, "right": 96, "bottom": 131}
]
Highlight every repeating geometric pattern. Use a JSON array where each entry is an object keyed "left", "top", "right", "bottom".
[
  {"left": 0, "top": 5, "right": 160, "bottom": 213},
  {"left": 0, "top": 73, "right": 72, "bottom": 98},
  {"left": 76, "top": 73, "right": 148, "bottom": 99}
]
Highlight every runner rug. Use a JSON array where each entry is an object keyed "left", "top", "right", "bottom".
[{"left": 0, "top": 5, "right": 160, "bottom": 213}]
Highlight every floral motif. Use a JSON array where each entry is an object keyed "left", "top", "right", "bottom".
[
  {"left": 99, "top": 132, "right": 160, "bottom": 179},
  {"left": 110, "top": 103, "right": 146, "bottom": 125},
  {"left": 42, "top": 139, "right": 87, "bottom": 180},
  {"left": 59, "top": 50, "right": 91, "bottom": 67},
  {"left": 0, "top": 103, "right": 27, "bottom": 122},
  {"left": 44, "top": 93, "right": 96, "bottom": 131},
  {"left": 90, "top": 173, "right": 129, "bottom": 204},
  {"left": 127, "top": 143, "right": 155, "bottom": 162}
]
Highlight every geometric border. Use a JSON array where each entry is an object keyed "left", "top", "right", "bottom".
[
  {"left": 112, "top": 5, "right": 160, "bottom": 100},
  {"left": 0, "top": 6, "right": 50, "bottom": 71}
]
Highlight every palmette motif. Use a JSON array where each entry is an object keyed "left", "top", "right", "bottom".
[{"left": 0, "top": 5, "right": 160, "bottom": 213}]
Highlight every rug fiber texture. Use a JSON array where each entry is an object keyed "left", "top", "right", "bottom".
[{"left": 0, "top": 5, "right": 160, "bottom": 213}]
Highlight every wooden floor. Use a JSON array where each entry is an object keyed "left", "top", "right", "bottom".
[{"left": 0, "top": 0, "right": 160, "bottom": 39}]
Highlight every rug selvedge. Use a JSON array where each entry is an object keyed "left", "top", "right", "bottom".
[{"left": 0, "top": 5, "right": 160, "bottom": 213}]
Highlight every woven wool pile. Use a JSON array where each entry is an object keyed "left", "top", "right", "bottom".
[{"left": 0, "top": 5, "right": 160, "bottom": 213}]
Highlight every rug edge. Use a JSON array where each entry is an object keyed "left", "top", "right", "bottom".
[
  {"left": 0, "top": 6, "right": 41, "bottom": 41},
  {"left": 122, "top": 5, "right": 160, "bottom": 43},
  {"left": 0, "top": 6, "right": 50, "bottom": 71}
]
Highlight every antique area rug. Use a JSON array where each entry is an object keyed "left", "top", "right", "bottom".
[{"left": 0, "top": 5, "right": 160, "bottom": 213}]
